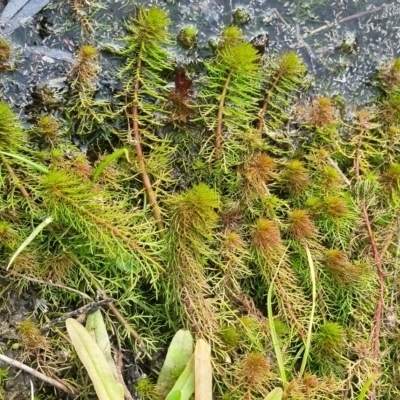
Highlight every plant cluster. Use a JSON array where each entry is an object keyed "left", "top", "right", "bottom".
[{"left": 1, "top": 5, "right": 400, "bottom": 400}]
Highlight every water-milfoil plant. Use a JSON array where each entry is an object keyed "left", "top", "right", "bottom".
[{"left": 1, "top": 7, "right": 400, "bottom": 400}]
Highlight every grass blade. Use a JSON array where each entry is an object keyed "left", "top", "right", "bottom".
[
  {"left": 7, "top": 217, "right": 53, "bottom": 270},
  {"left": 299, "top": 245, "right": 317, "bottom": 377},
  {"left": 267, "top": 249, "right": 288, "bottom": 385}
]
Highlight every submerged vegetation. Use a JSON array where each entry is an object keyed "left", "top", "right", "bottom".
[{"left": 1, "top": 4, "right": 400, "bottom": 400}]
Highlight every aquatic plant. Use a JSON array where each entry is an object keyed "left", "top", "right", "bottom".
[{"left": 1, "top": 5, "right": 400, "bottom": 400}]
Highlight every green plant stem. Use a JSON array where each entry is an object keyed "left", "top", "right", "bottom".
[
  {"left": 1, "top": 155, "right": 30, "bottom": 198},
  {"left": 216, "top": 72, "right": 232, "bottom": 161},
  {"left": 131, "top": 54, "right": 165, "bottom": 236}
]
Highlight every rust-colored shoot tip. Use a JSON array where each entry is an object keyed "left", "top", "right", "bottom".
[
  {"left": 252, "top": 218, "right": 281, "bottom": 251},
  {"left": 323, "top": 195, "right": 348, "bottom": 218},
  {"left": 287, "top": 209, "right": 317, "bottom": 240},
  {"left": 324, "top": 249, "right": 362, "bottom": 284},
  {"left": 244, "top": 153, "right": 276, "bottom": 194},
  {"left": 282, "top": 159, "right": 310, "bottom": 194}
]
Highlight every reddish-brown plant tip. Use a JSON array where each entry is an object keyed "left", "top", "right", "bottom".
[
  {"left": 378, "top": 59, "right": 400, "bottom": 88},
  {"left": 381, "top": 163, "right": 400, "bottom": 190},
  {"left": 224, "top": 231, "right": 246, "bottom": 252},
  {"left": 167, "top": 67, "right": 194, "bottom": 122},
  {"left": 221, "top": 208, "right": 243, "bottom": 230},
  {"left": 325, "top": 248, "right": 349, "bottom": 270},
  {"left": 323, "top": 195, "right": 348, "bottom": 218},
  {"left": 286, "top": 209, "right": 317, "bottom": 240},
  {"left": 281, "top": 159, "right": 310, "bottom": 194},
  {"left": 71, "top": 45, "right": 99, "bottom": 87},
  {"left": 251, "top": 218, "right": 281, "bottom": 251},
  {"left": 243, "top": 153, "right": 276, "bottom": 195},
  {"left": 241, "top": 353, "right": 270, "bottom": 386},
  {"left": 306, "top": 96, "right": 336, "bottom": 127},
  {"left": 324, "top": 249, "right": 362, "bottom": 284},
  {"left": 74, "top": 155, "right": 93, "bottom": 180}
]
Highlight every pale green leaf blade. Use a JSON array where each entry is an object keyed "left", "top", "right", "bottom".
[
  {"left": 157, "top": 329, "right": 194, "bottom": 390},
  {"left": 7, "top": 217, "right": 53, "bottom": 271},
  {"left": 85, "top": 310, "right": 118, "bottom": 381},
  {"left": 166, "top": 391, "right": 181, "bottom": 400},
  {"left": 66, "top": 318, "right": 124, "bottom": 400},
  {"left": 165, "top": 355, "right": 195, "bottom": 400},
  {"left": 264, "top": 387, "right": 283, "bottom": 400}
]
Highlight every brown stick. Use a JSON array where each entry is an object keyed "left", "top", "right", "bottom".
[
  {"left": 130, "top": 57, "right": 165, "bottom": 236},
  {"left": 2, "top": 267, "right": 93, "bottom": 300},
  {"left": 0, "top": 354, "right": 78, "bottom": 395},
  {"left": 3, "top": 158, "right": 30, "bottom": 199},
  {"left": 304, "top": 5, "right": 388, "bottom": 38},
  {"left": 257, "top": 69, "right": 284, "bottom": 133}
]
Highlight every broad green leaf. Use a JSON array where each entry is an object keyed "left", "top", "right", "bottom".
[
  {"left": 85, "top": 310, "right": 118, "bottom": 381},
  {"left": 194, "top": 339, "right": 212, "bottom": 400},
  {"left": 66, "top": 318, "right": 124, "bottom": 400},
  {"left": 157, "top": 329, "right": 194, "bottom": 391},
  {"left": 166, "top": 391, "right": 181, "bottom": 400},
  {"left": 165, "top": 355, "right": 195, "bottom": 400},
  {"left": 264, "top": 387, "right": 283, "bottom": 400}
]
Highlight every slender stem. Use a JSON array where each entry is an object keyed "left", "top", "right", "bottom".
[
  {"left": 215, "top": 72, "right": 232, "bottom": 160},
  {"left": 257, "top": 69, "right": 283, "bottom": 132},
  {"left": 0, "top": 354, "right": 78, "bottom": 395},
  {"left": 2, "top": 267, "right": 93, "bottom": 300},
  {"left": 354, "top": 128, "right": 365, "bottom": 181},
  {"left": 131, "top": 53, "right": 165, "bottom": 236},
  {"left": 362, "top": 202, "right": 384, "bottom": 399},
  {"left": 2, "top": 155, "right": 30, "bottom": 199},
  {"left": 303, "top": 5, "right": 388, "bottom": 38}
]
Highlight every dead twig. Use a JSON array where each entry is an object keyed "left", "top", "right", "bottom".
[
  {"left": 0, "top": 354, "right": 78, "bottom": 396},
  {"left": 40, "top": 299, "right": 114, "bottom": 332},
  {"left": 2, "top": 267, "right": 93, "bottom": 301},
  {"left": 303, "top": 5, "right": 389, "bottom": 38}
]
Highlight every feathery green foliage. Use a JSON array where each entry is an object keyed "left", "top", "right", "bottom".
[{"left": 2, "top": 7, "right": 400, "bottom": 399}]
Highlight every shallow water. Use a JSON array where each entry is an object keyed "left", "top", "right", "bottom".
[{"left": 0, "top": 0, "right": 399, "bottom": 114}]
